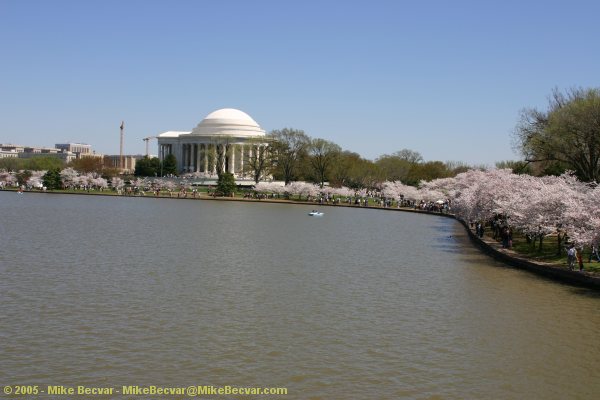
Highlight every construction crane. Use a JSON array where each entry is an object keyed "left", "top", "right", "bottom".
[{"left": 142, "top": 136, "right": 158, "bottom": 157}]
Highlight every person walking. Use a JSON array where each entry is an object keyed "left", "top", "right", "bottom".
[
  {"left": 576, "top": 248, "right": 584, "bottom": 272},
  {"left": 588, "top": 244, "right": 600, "bottom": 262},
  {"left": 501, "top": 226, "right": 510, "bottom": 248},
  {"left": 566, "top": 245, "right": 577, "bottom": 271}
]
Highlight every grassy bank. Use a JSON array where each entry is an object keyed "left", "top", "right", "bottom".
[{"left": 487, "top": 230, "right": 600, "bottom": 274}]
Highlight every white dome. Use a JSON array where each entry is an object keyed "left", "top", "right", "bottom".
[
  {"left": 191, "top": 108, "right": 265, "bottom": 137},
  {"left": 204, "top": 108, "right": 258, "bottom": 125},
  {"left": 157, "top": 130, "right": 191, "bottom": 138}
]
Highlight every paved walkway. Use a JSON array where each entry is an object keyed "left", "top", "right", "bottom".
[{"left": 460, "top": 221, "right": 600, "bottom": 289}]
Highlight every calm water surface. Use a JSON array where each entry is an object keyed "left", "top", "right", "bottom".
[{"left": 1, "top": 191, "right": 599, "bottom": 399}]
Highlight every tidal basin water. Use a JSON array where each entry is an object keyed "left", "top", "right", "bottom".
[{"left": 1, "top": 191, "right": 599, "bottom": 399}]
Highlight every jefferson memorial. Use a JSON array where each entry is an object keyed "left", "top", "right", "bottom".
[{"left": 157, "top": 108, "right": 268, "bottom": 176}]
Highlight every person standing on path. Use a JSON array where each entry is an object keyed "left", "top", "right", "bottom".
[
  {"left": 576, "top": 248, "right": 584, "bottom": 272},
  {"left": 567, "top": 245, "right": 577, "bottom": 270},
  {"left": 588, "top": 244, "right": 600, "bottom": 262}
]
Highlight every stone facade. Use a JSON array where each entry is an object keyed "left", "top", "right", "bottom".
[{"left": 157, "top": 108, "right": 268, "bottom": 177}]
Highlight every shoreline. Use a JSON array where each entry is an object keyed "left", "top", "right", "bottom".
[
  {"left": 456, "top": 219, "right": 600, "bottom": 290},
  {"left": 4, "top": 188, "right": 599, "bottom": 290}
]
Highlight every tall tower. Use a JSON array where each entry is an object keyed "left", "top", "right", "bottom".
[{"left": 119, "top": 121, "right": 124, "bottom": 169}]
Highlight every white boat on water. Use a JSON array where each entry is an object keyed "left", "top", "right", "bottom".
[{"left": 308, "top": 210, "right": 324, "bottom": 216}]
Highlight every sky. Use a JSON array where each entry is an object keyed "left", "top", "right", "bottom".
[{"left": 1, "top": 0, "right": 599, "bottom": 165}]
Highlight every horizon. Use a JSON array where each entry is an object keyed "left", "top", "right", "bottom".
[{"left": 1, "top": 0, "right": 599, "bottom": 165}]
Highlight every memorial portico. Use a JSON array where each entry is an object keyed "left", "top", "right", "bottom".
[{"left": 156, "top": 108, "right": 268, "bottom": 177}]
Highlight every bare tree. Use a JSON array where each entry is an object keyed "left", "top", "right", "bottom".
[
  {"left": 375, "top": 148, "right": 423, "bottom": 182},
  {"left": 308, "top": 138, "right": 341, "bottom": 188},
  {"left": 243, "top": 138, "right": 274, "bottom": 183},
  {"left": 269, "top": 128, "right": 310, "bottom": 185},
  {"left": 393, "top": 149, "right": 423, "bottom": 164}
]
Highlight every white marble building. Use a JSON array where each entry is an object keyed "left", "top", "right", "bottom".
[{"left": 157, "top": 108, "right": 268, "bottom": 176}]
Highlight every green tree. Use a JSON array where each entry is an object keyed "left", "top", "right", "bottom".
[
  {"left": 375, "top": 149, "right": 467, "bottom": 185},
  {"left": 135, "top": 156, "right": 161, "bottom": 176},
  {"left": 270, "top": 128, "right": 310, "bottom": 184},
  {"left": 162, "top": 154, "right": 178, "bottom": 176},
  {"left": 101, "top": 168, "right": 120, "bottom": 180},
  {"left": 375, "top": 149, "right": 423, "bottom": 182},
  {"left": 216, "top": 172, "right": 236, "bottom": 196},
  {"left": 540, "top": 162, "right": 568, "bottom": 176},
  {"left": 16, "top": 170, "right": 32, "bottom": 186},
  {"left": 42, "top": 168, "right": 62, "bottom": 190},
  {"left": 329, "top": 151, "right": 383, "bottom": 189},
  {"left": 69, "top": 157, "right": 104, "bottom": 174},
  {"left": 514, "top": 87, "right": 600, "bottom": 181},
  {"left": 26, "top": 157, "right": 65, "bottom": 171},
  {"left": 375, "top": 155, "right": 412, "bottom": 182},
  {"left": 407, "top": 161, "right": 452, "bottom": 184},
  {"left": 393, "top": 149, "right": 423, "bottom": 164},
  {"left": 308, "top": 138, "right": 341, "bottom": 187},
  {"left": 0, "top": 157, "right": 23, "bottom": 172},
  {"left": 0, "top": 157, "right": 64, "bottom": 172}
]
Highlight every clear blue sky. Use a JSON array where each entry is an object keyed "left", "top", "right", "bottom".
[{"left": 1, "top": 0, "right": 599, "bottom": 165}]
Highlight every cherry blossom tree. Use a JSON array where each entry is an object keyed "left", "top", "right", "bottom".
[
  {"left": 434, "top": 168, "right": 596, "bottom": 253},
  {"left": 448, "top": 169, "right": 517, "bottom": 222},
  {"left": 332, "top": 186, "right": 353, "bottom": 198},
  {"left": 382, "top": 181, "right": 420, "bottom": 205},
  {"left": 110, "top": 177, "right": 125, "bottom": 191},
  {"left": 60, "top": 167, "right": 78, "bottom": 188},
  {"left": 1, "top": 171, "right": 17, "bottom": 187},
  {"left": 555, "top": 174, "right": 595, "bottom": 247},
  {"left": 254, "top": 181, "right": 285, "bottom": 196},
  {"left": 132, "top": 177, "right": 149, "bottom": 190},
  {"left": 91, "top": 177, "right": 108, "bottom": 190},
  {"left": 161, "top": 180, "right": 177, "bottom": 193},
  {"left": 28, "top": 171, "right": 45, "bottom": 189},
  {"left": 286, "top": 181, "right": 305, "bottom": 200}
]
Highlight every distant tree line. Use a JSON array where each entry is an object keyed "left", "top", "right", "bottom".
[
  {"left": 261, "top": 128, "right": 480, "bottom": 188},
  {"left": 0, "top": 156, "right": 65, "bottom": 172},
  {"left": 8, "top": 86, "right": 597, "bottom": 188},
  {"left": 125, "top": 128, "right": 482, "bottom": 189}
]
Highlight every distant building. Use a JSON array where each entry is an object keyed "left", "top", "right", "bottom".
[
  {"left": 80, "top": 152, "right": 103, "bottom": 159},
  {"left": 1, "top": 142, "right": 146, "bottom": 174},
  {"left": 103, "top": 155, "right": 139, "bottom": 173},
  {"left": 0, "top": 144, "right": 25, "bottom": 153},
  {"left": 55, "top": 143, "right": 92, "bottom": 159},
  {"left": 0, "top": 150, "right": 18, "bottom": 158},
  {"left": 0, "top": 143, "right": 76, "bottom": 162},
  {"left": 23, "top": 146, "right": 59, "bottom": 155},
  {"left": 18, "top": 150, "right": 76, "bottom": 163}
]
